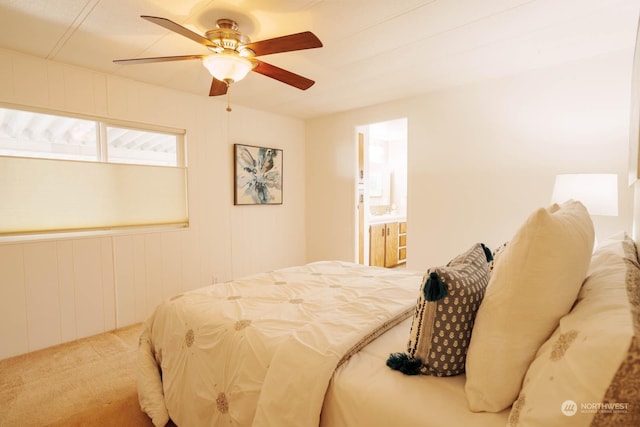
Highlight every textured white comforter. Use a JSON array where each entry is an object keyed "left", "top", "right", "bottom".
[{"left": 138, "top": 261, "right": 422, "bottom": 427}]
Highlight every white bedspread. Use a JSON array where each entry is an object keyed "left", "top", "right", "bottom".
[
  {"left": 138, "top": 261, "right": 423, "bottom": 427},
  {"left": 321, "top": 317, "right": 510, "bottom": 427}
]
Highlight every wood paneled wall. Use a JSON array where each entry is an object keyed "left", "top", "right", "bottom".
[{"left": 0, "top": 48, "right": 307, "bottom": 359}]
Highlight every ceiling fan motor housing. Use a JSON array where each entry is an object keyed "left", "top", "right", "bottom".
[{"left": 205, "top": 19, "right": 252, "bottom": 55}]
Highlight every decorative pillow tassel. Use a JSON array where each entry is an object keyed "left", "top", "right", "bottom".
[
  {"left": 386, "top": 353, "right": 423, "bottom": 375},
  {"left": 481, "top": 243, "right": 494, "bottom": 262},
  {"left": 424, "top": 272, "right": 448, "bottom": 301}
]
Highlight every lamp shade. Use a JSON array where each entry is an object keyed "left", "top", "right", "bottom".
[
  {"left": 551, "top": 174, "right": 618, "bottom": 216},
  {"left": 202, "top": 53, "right": 253, "bottom": 83}
]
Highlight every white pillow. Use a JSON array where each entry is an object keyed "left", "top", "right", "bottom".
[
  {"left": 506, "top": 233, "right": 640, "bottom": 426},
  {"left": 465, "top": 200, "right": 594, "bottom": 413}
]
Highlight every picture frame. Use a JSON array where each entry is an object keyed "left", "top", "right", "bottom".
[{"left": 234, "top": 143, "right": 283, "bottom": 205}]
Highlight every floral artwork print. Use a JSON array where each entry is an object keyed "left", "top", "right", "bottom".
[{"left": 234, "top": 144, "right": 283, "bottom": 205}]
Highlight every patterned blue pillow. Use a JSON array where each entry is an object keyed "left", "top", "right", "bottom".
[{"left": 387, "top": 243, "right": 491, "bottom": 376}]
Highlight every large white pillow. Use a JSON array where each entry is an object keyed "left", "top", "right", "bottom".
[
  {"left": 506, "top": 233, "right": 640, "bottom": 426},
  {"left": 465, "top": 200, "right": 594, "bottom": 413}
]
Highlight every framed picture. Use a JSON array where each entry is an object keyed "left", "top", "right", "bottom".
[{"left": 234, "top": 144, "right": 283, "bottom": 205}]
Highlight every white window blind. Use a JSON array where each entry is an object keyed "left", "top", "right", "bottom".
[{"left": 0, "top": 106, "right": 188, "bottom": 237}]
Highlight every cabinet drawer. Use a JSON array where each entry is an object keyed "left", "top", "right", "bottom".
[
  {"left": 399, "top": 222, "right": 407, "bottom": 233},
  {"left": 399, "top": 235, "right": 407, "bottom": 247},
  {"left": 399, "top": 247, "right": 407, "bottom": 261}
]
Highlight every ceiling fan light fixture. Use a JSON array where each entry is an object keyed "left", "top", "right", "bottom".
[{"left": 202, "top": 53, "right": 253, "bottom": 83}]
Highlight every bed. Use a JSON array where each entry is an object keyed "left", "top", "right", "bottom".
[
  {"left": 320, "top": 315, "right": 509, "bottom": 427},
  {"left": 138, "top": 200, "right": 640, "bottom": 427},
  {"left": 138, "top": 260, "right": 450, "bottom": 427}
]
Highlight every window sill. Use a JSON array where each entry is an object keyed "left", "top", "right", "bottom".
[{"left": 0, "top": 222, "right": 189, "bottom": 244}]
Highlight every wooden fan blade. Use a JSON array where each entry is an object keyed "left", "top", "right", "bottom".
[
  {"left": 141, "top": 15, "right": 216, "bottom": 48},
  {"left": 113, "top": 54, "right": 205, "bottom": 65},
  {"left": 245, "top": 31, "right": 322, "bottom": 57},
  {"left": 209, "top": 78, "right": 228, "bottom": 96},
  {"left": 252, "top": 60, "right": 315, "bottom": 90}
]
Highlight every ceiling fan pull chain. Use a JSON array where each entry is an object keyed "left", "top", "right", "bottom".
[{"left": 226, "top": 89, "right": 232, "bottom": 112}]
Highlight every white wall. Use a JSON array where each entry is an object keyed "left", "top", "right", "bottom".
[
  {"left": 0, "top": 48, "right": 306, "bottom": 359},
  {"left": 306, "top": 50, "right": 634, "bottom": 269}
]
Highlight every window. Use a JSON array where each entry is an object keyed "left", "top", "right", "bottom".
[
  {"left": 0, "top": 108, "right": 98, "bottom": 161},
  {"left": 0, "top": 106, "right": 188, "bottom": 238},
  {"left": 0, "top": 107, "right": 181, "bottom": 166},
  {"left": 106, "top": 126, "right": 178, "bottom": 166}
]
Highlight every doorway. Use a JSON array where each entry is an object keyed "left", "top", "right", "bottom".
[{"left": 356, "top": 118, "right": 408, "bottom": 267}]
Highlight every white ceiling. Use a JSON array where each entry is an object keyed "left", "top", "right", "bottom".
[{"left": 0, "top": 0, "right": 638, "bottom": 119}]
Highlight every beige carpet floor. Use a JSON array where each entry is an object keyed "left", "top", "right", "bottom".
[{"left": 0, "top": 323, "right": 164, "bottom": 427}]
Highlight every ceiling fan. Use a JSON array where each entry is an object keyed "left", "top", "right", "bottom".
[{"left": 114, "top": 15, "right": 322, "bottom": 96}]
